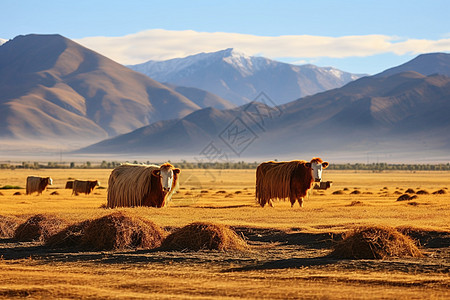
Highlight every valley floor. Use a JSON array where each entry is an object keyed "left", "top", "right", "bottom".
[{"left": 0, "top": 169, "right": 449, "bottom": 299}]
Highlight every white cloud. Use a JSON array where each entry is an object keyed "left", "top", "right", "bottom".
[{"left": 75, "top": 29, "right": 450, "bottom": 65}]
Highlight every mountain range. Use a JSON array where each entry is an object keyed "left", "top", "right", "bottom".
[
  {"left": 1, "top": 33, "right": 449, "bottom": 161},
  {"left": 0, "top": 34, "right": 233, "bottom": 148},
  {"left": 78, "top": 53, "right": 450, "bottom": 161},
  {"left": 128, "top": 48, "right": 365, "bottom": 106}
]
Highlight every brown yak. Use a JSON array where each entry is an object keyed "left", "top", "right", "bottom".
[
  {"left": 256, "top": 158, "right": 329, "bottom": 207},
  {"left": 72, "top": 180, "right": 100, "bottom": 196},
  {"left": 107, "top": 163, "right": 180, "bottom": 208},
  {"left": 65, "top": 181, "right": 73, "bottom": 189},
  {"left": 26, "top": 176, "right": 53, "bottom": 195}
]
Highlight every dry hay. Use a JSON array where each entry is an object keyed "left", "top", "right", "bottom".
[
  {"left": 14, "top": 214, "right": 67, "bottom": 242},
  {"left": 405, "top": 188, "right": 416, "bottom": 194},
  {"left": 0, "top": 215, "right": 21, "bottom": 238},
  {"left": 348, "top": 201, "right": 364, "bottom": 206},
  {"left": 0, "top": 192, "right": 3, "bottom": 196},
  {"left": 79, "top": 212, "right": 164, "bottom": 251},
  {"left": 331, "top": 226, "right": 423, "bottom": 259},
  {"left": 397, "top": 194, "right": 413, "bottom": 201},
  {"left": 432, "top": 189, "right": 447, "bottom": 195},
  {"left": 45, "top": 220, "right": 92, "bottom": 249},
  {"left": 161, "top": 222, "right": 249, "bottom": 251},
  {"left": 416, "top": 190, "right": 429, "bottom": 195},
  {"left": 332, "top": 190, "right": 345, "bottom": 195}
]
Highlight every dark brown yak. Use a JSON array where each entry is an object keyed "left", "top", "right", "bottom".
[
  {"left": 26, "top": 176, "right": 53, "bottom": 195},
  {"left": 256, "top": 158, "right": 329, "bottom": 207},
  {"left": 72, "top": 180, "right": 99, "bottom": 196}
]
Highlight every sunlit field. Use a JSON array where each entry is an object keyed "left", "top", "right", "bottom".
[{"left": 0, "top": 168, "right": 449, "bottom": 299}]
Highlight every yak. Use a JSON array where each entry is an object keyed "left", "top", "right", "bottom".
[{"left": 256, "top": 158, "right": 329, "bottom": 207}]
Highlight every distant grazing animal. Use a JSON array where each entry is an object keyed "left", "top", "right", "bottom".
[
  {"left": 65, "top": 181, "right": 73, "bottom": 189},
  {"left": 72, "top": 180, "right": 100, "bottom": 196},
  {"left": 256, "top": 158, "right": 329, "bottom": 207},
  {"left": 107, "top": 163, "right": 181, "bottom": 208},
  {"left": 26, "top": 176, "right": 53, "bottom": 195}
]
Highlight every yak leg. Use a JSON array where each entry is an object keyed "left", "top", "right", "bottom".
[
  {"left": 298, "top": 197, "right": 304, "bottom": 207},
  {"left": 290, "top": 196, "right": 296, "bottom": 207}
]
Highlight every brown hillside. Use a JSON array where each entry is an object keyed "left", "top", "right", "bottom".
[{"left": 0, "top": 34, "right": 202, "bottom": 145}]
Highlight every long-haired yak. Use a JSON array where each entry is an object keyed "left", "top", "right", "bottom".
[
  {"left": 72, "top": 180, "right": 100, "bottom": 196},
  {"left": 256, "top": 158, "right": 329, "bottom": 207},
  {"left": 107, "top": 163, "right": 180, "bottom": 208},
  {"left": 26, "top": 176, "right": 53, "bottom": 195}
]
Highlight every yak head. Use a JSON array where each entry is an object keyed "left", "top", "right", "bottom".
[
  {"left": 152, "top": 163, "right": 181, "bottom": 193},
  {"left": 306, "top": 158, "right": 329, "bottom": 182}
]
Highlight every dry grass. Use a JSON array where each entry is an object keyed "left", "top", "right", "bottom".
[
  {"left": 161, "top": 222, "right": 249, "bottom": 251},
  {"left": 331, "top": 226, "right": 423, "bottom": 259},
  {"left": 45, "top": 220, "right": 92, "bottom": 249},
  {"left": 81, "top": 211, "right": 164, "bottom": 251},
  {"left": 47, "top": 212, "right": 164, "bottom": 251},
  {"left": 0, "top": 215, "right": 21, "bottom": 238},
  {"left": 433, "top": 189, "right": 447, "bottom": 194},
  {"left": 0, "top": 169, "right": 448, "bottom": 299},
  {"left": 13, "top": 214, "right": 67, "bottom": 242}
]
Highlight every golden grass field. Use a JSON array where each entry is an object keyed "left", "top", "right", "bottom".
[{"left": 0, "top": 168, "right": 449, "bottom": 299}]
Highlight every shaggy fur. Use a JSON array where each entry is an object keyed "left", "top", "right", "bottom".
[
  {"left": 72, "top": 180, "right": 99, "bottom": 195},
  {"left": 65, "top": 181, "right": 73, "bottom": 189},
  {"left": 26, "top": 176, "right": 52, "bottom": 195},
  {"left": 256, "top": 159, "right": 325, "bottom": 207},
  {"left": 107, "top": 163, "right": 180, "bottom": 208}
]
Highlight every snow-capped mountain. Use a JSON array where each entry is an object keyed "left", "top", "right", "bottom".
[
  {"left": 0, "top": 38, "right": 7, "bottom": 45},
  {"left": 128, "top": 48, "right": 366, "bottom": 105}
]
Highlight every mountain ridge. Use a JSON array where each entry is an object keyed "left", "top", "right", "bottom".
[
  {"left": 76, "top": 69, "right": 450, "bottom": 161},
  {"left": 0, "top": 34, "right": 233, "bottom": 147},
  {"left": 375, "top": 52, "right": 450, "bottom": 78},
  {"left": 128, "top": 48, "right": 366, "bottom": 105}
]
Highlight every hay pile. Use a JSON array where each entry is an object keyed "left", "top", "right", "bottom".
[
  {"left": 432, "top": 189, "right": 447, "bottom": 195},
  {"left": 0, "top": 215, "right": 21, "bottom": 238},
  {"left": 45, "top": 220, "right": 92, "bottom": 249},
  {"left": 14, "top": 214, "right": 67, "bottom": 242},
  {"left": 331, "top": 226, "right": 422, "bottom": 259},
  {"left": 46, "top": 212, "right": 164, "bottom": 251},
  {"left": 161, "top": 222, "right": 249, "bottom": 251}
]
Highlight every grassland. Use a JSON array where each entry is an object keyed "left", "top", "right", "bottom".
[{"left": 0, "top": 168, "right": 449, "bottom": 299}]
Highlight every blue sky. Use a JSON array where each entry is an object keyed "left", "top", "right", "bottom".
[{"left": 1, "top": 0, "right": 449, "bottom": 74}]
